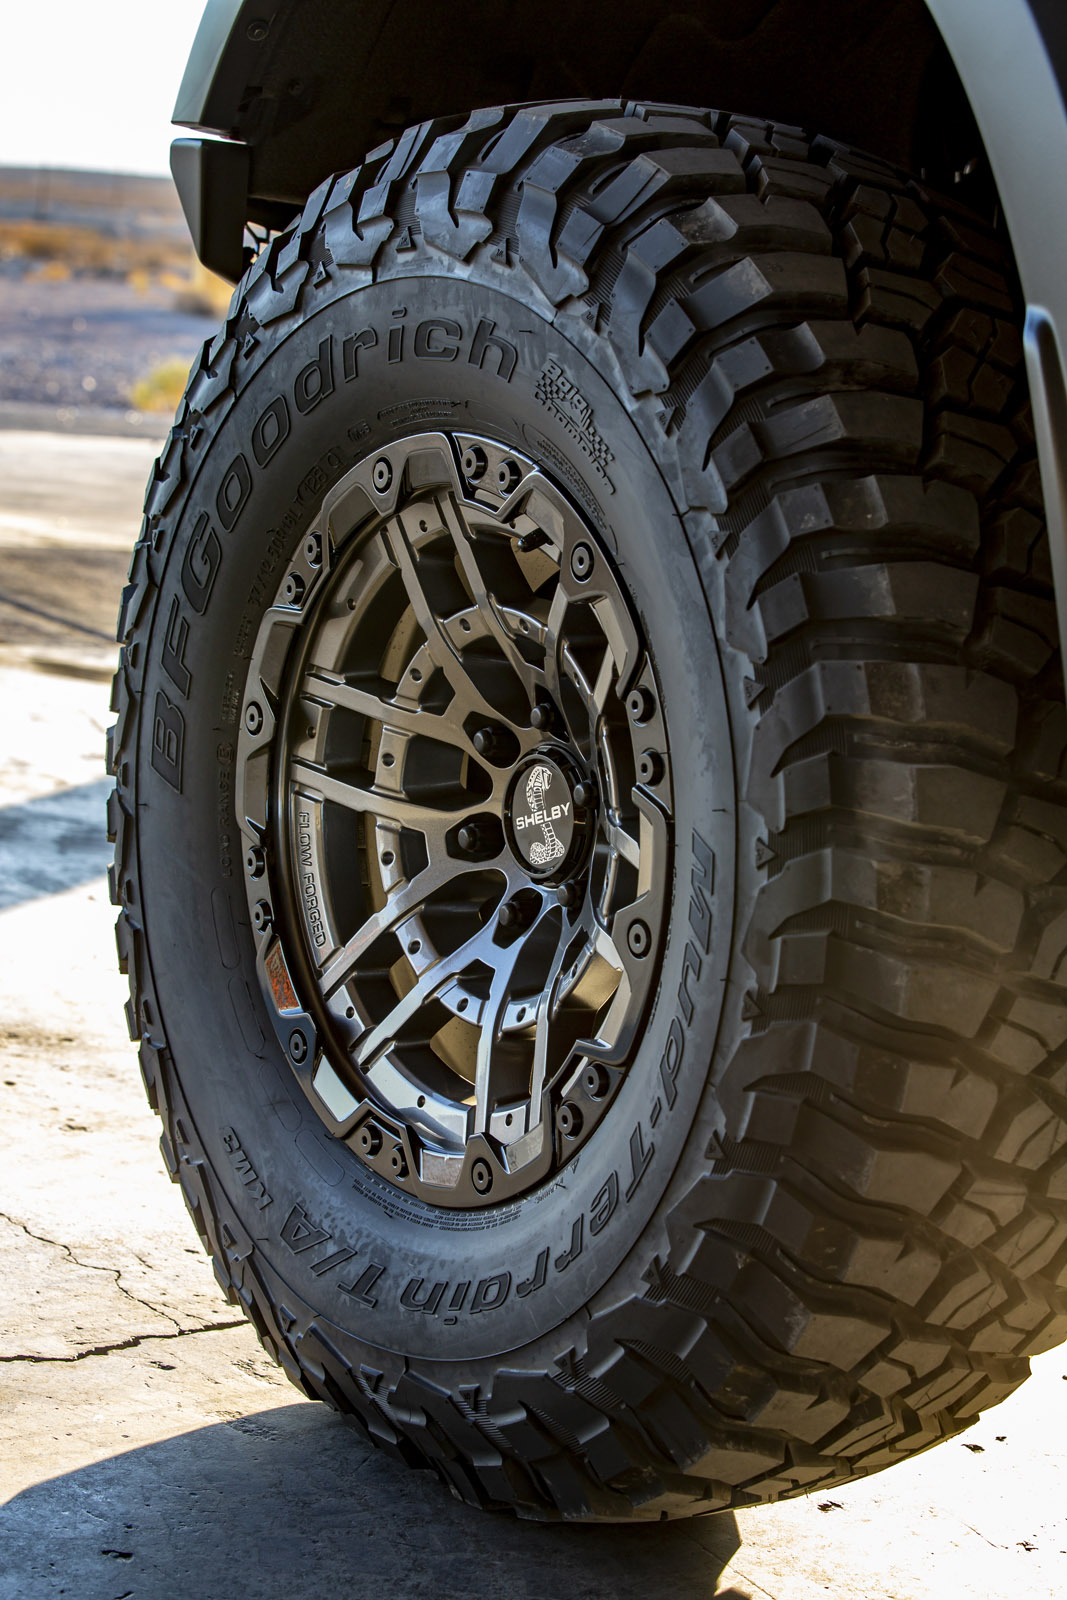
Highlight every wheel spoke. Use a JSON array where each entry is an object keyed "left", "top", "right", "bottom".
[
  {"left": 303, "top": 667, "right": 480, "bottom": 759},
  {"left": 317, "top": 851, "right": 510, "bottom": 997},
  {"left": 383, "top": 516, "right": 521, "bottom": 731},
  {"left": 351, "top": 920, "right": 501, "bottom": 1072},
  {"left": 438, "top": 496, "right": 540, "bottom": 699},
  {"left": 291, "top": 759, "right": 465, "bottom": 854}
]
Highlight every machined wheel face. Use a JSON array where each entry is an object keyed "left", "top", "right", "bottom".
[{"left": 238, "top": 431, "right": 672, "bottom": 1207}]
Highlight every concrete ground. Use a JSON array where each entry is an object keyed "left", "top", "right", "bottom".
[{"left": 0, "top": 424, "right": 1064, "bottom": 1600}]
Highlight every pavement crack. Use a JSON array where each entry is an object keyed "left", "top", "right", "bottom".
[
  {"left": 0, "top": 1318, "right": 249, "bottom": 1364},
  {"left": 0, "top": 1209, "right": 185, "bottom": 1332}
]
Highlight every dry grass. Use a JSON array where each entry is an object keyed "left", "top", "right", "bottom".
[
  {"left": 130, "top": 358, "right": 191, "bottom": 414},
  {"left": 0, "top": 219, "right": 177, "bottom": 275}
]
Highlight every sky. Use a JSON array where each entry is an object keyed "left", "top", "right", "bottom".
[{"left": 0, "top": 1, "right": 210, "bottom": 176}]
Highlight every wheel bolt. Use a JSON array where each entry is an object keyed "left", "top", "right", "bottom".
[
  {"left": 253, "top": 900, "right": 272, "bottom": 933},
  {"left": 638, "top": 749, "right": 664, "bottom": 786},
  {"left": 557, "top": 880, "right": 581, "bottom": 908},
  {"left": 626, "top": 686, "right": 654, "bottom": 725},
  {"left": 457, "top": 822, "right": 483, "bottom": 854},
  {"left": 462, "top": 444, "right": 487, "bottom": 482},
  {"left": 358, "top": 1124, "right": 382, "bottom": 1157},
  {"left": 389, "top": 1146, "right": 408, "bottom": 1178},
  {"left": 570, "top": 542, "right": 594, "bottom": 581},
  {"left": 582, "top": 1064, "right": 610, "bottom": 1099},
  {"left": 471, "top": 1157, "right": 493, "bottom": 1193},
  {"left": 472, "top": 725, "right": 500, "bottom": 756},
  {"left": 246, "top": 845, "right": 266, "bottom": 878},
  {"left": 288, "top": 1029, "right": 309, "bottom": 1064},
  {"left": 573, "top": 777, "right": 597, "bottom": 809},
  {"left": 372, "top": 457, "right": 393, "bottom": 492},
  {"left": 557, "top": 1101, "right": 584, "bottom": 1138},
  {"left": 497, "top": 897, "right": 528, "bottom": 930},
  {"left": 283, "top": 571, "right": 306, "bottom": 606},
  {"left": 244, "top": 701, "right": 264, "bottom": 735},
  {"left": 304, "top": 532, "right": 323, "bottom": 566},
  {"left": 627, "top": 919, "right": 651, "bottom": 958},
  {"left": 530, "top": 701, "right": 556, "bottom": 731},
  {"left": 496, "top": 458, "right": 521, "bottom": 495}
]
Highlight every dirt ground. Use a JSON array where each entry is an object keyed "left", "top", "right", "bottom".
[{"left": 0, "top": 422, "right": 1064, "bottom": 1600}]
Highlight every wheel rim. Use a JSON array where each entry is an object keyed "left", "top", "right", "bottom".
[{"left": 238, "top": 431, "right": 672, "bottom": 1207}]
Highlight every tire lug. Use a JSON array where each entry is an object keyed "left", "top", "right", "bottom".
[
  {"left": 473, "top": 724, "right": 501, "bottom": 757},
  {"left": 557, "top": 879, "right": 581, "bottom": 908},
  {"left": 572, "top": 777, "right": 597, "bottom": 809}
]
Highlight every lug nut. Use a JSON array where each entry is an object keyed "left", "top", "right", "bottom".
[
  {"left": 283, "top": 571, "right": 306, "bottom": 606},
  {"left": 570, "top": 542, "right": 594, "bottom": 581},
  {"left": 457, "top": 822, "right": 484, "bottom": 854},
  {"left": 244, "top": 701, "right": 264, "bottom": 735},
  {"left": 288, "top": 1029, "right": 309, "bottom": 1064},
  {"left": 557, "top": 880, "right": 581, "bottom": 908},
  {"left": 389, "top": 1146, "right": 408, "bottom": 1178},
  {"left": 627, "top": 919, "right": 651, "bottom": 958},
  {"left": 573, "top": 778, "right": 597, "bottom": 809},
  {"left": 372, "top": 457, "right": 393, "bottom": 492},
  {"left": 582, "top": 1064, "right": 610, "bottom": 1099},
  {"left": 638, "top": 749, "right": 664, "bottom": 786},
  {"left": 556, "top": 1101, "right": 584, "bottom": 1138},
  {"left": 471, "top": 1157, "right": 493, "bottom": 1193},
  {"left": 497, "top": 897, "right": 529, "bottom": 931},
  {"left": 626, "top": 686, "right": 654, "bottom": 725},
  {"left": 304, "top": 532, "right": 323, "bottom": 566},
  {"left": 530, "top": 701, "right": 557, "bottom": 731},
  {"left": 252, "top": 900, "right": 272, "bottom": 933},
  {"left": 358, "top": 1124, "right": 382, "bottom": 1157},
  {"left": 472, "top": 725, "right": 500, "bottom": 756},
  {"left": 246, "top": 845, "right": 266, "bottom": 878},
  {"left": 496, "top": 458, "right": 521, "bottom": 495},
  {"left": 462, "top": 444, "right": 488, "bottom": 482}
]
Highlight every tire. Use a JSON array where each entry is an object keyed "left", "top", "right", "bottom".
[{"left": 110, "top": 101, "right": 1067, "bottom": 1521}]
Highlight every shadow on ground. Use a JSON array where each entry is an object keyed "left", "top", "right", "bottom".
[
  {"left": 0, "top": 778, "right": 111, "bottom": 908},
  {"left": 0, "top": 1401, "right": 748, "bottom": 1600}
]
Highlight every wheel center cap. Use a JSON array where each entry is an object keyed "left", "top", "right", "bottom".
[{"left": 507, "top": 754, "right": 580, "bottom": 877}]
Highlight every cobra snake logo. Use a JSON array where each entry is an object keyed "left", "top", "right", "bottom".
[{"left": 524, "top": 764, "right": 566, "bottom": 866}]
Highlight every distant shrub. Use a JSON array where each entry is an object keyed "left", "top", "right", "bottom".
[{"left": 130, "top": 358, "right": 190, "bottom": 413}]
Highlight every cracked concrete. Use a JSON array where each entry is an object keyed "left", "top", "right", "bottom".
[{"left": 1, "top": 424, "right": 1065, "bottom": 1599}]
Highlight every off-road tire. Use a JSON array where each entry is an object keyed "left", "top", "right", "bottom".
[{"left": 109, "top": 100, "right": 1067, "bottom": 1520}]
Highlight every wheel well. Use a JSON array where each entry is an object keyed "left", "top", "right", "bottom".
[{"left": 226, "top": 0, "right": 988, "bottom": 215}]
